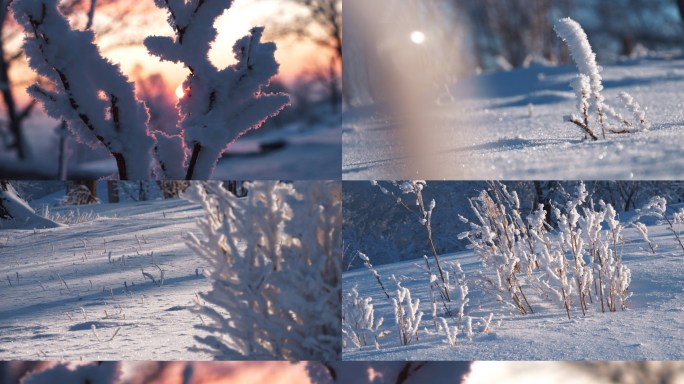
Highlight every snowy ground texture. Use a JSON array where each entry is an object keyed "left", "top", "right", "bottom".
[
  {"left": 0, "top": 199, "right": 213, "bottom": 360},
  {"left": 342, "top": 215, "right": 684, "bottom": 360},
  {"left": 0, "top": 118, "right": 340, "bottom": 180},
  {"left": 343, "top": 56, "right": 684, "bottom": 179}
]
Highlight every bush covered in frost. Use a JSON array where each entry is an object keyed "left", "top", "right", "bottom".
[
  {"left": 459, "top": 181, "right": 632, "bottom": 318},
  {"left": 183, "top": 181, "right": 341, "bottom": 360}
]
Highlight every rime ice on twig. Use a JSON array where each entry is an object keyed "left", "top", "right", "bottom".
[
  {"left": 12, "top": 0, "right": 154, "bottom": 179},
  {"left": 555, "top": 17, "right": 647, "bottom": 140},
  {"left": 146, "top": 1, "right": 290, "bottom": 179},
  {"left": 554, "top": 17, "right": 607, "bottom": 138},
  {"left": 618, "top": 91, "right": 651, "bottom": 132}
]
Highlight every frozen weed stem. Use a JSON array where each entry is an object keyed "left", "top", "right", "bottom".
[
  {"left": 342, "top": 286, "right": 386, "bottom": 350},
  {"left": 554, "top": 17, "right": 648, "bottom": 139}
]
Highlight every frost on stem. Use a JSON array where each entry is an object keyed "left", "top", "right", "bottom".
[
  {"left": 618, "top": 91, "right": 650, "bottom": 132},
  {"left": 637, "top": 196, "right": 684, "bottom": 253},
  {"left": 342, "top": 286, "right": 386, "bottom": 350},
  {"left": 371, "top": 180, "right": 451, "bottom": 302},
  {"left": 392, "top": 286, "right": 423, "bottom": 346},
  {"left": 634, "top": 222, "right": 656, "bottom": 254},
  {"left": 555, "top": 17, "right": 644, "bottom": 139},
  {"left": 12, "top": 0, "right": 154, "bottom": 180},
  {"left": 358, "top": 251, "right": 390, "bottom": 298},
  {"left": 146, "top": 1, "right": 290, "bottom": 180},
  {"left": 183, "top": 181, "right": 340, "bottom": 360},
  {"left": 554, "top": 17, "right": 607, "bottom": 138}
]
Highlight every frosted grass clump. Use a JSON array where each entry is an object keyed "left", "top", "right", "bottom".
[
  {"left": 554, "top": 17, "right": 649, "bottom": 140},
  {"left": 183, "top": 181, "right": 340, "bottom": 360}
]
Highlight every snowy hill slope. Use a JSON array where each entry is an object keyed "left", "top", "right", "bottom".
[
  {"left": 342, "top": 219, "right": 684, "bottom": 360},
  {"left": 0, "top": 199, "right": 213, "bottom": 360},
  {"left": 343, "top": 57, "right": 684, "bottom": 179}
]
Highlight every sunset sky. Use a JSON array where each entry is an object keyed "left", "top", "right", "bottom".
[{"left": 8, "top": 0, "right": 333, "bottom": 103}]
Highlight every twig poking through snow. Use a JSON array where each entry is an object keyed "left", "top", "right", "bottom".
[
  {"left": 91, "top": 324, "right": 101, "bottom": 342},
  {"left": 109, "top": 327, "right": 121, "bottom": 341}
]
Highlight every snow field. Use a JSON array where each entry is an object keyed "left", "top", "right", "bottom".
[
  {"left": 342, "top": 210, "right": 684, "bottom": 360},
  {"left": 0, "top": 199, "right": 213, "bottom": 360},
  {"left": 343, "top": 57, "right": 684, "bottom": 179}
]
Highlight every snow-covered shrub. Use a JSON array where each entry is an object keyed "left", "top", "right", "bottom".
[
  {"left": 0, "top": 181, "right": 61, "bottom": 229},
  {"left": 12, "top": 0, "right": 289, "bottom": 180},
  {"left": 183, "top": 181, "right": 340, "bottom": 360},
  {"left": 460, "top": 181, "right": 632, "bottom": 319},
  {"left": 59, "top": 185, "right": 99, "bottom": 206},
  {"left": 41, "top": 205, "right": 99, "bottom": 225},
  {"left": 20, "top": 362, "right": 121, "bottom": 384},
  {"left": 342, "top": 286, "right": 386, "bottom": 350},
  {"left": 458, "top": 184, "right": 534, "bottom": 315},
  {"left": 554, "top": 17, "right": 648, "bottom": 140},
  {"left": 634, "top": 222, "right": 657, "bottom": 254},
  {"left": 452, "top": 262, "right": 469, "bottom": 327},
  {"left": 11, "top": 0, "right": 154, "bottom": 180},
  {"left": 391, "top": 285, "right": 423, "bottom": 346},
  {"left": 618, "top": 92, "right": 650, "bottom": 132}
]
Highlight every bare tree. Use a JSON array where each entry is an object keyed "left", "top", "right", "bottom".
[
  {"left": 0, "top": 0, "right": 36, "bottom": 160},
  {"left": 262, "top": 0, "right": 341, "bottom": 110}
]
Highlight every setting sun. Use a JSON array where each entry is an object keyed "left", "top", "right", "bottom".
[{"left": 175, "top": 84, "right": 185, "bottom": 99}]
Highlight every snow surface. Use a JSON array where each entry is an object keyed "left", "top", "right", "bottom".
[
  {"left": 0, "top": 117, "right": 340, "bottom": 180},
  {"left": 342, "top": 215, "right": 684, "bottom": 360},
  {"left": 0, "top": 198, "right": 214, "bottom": 360},
  {"left": 343, "top": 56, "right": 684, "bottom": 179}
]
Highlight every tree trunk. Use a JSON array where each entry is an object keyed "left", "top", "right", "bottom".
[
  {"left": 0, "top": 3, "right": 35, "bottom": 160},
  {"left": 108, "top": 181, "right": 119, "bottom": 203},
  {"left": 0, "top": 180, "right": 12, "bottom": 219}
]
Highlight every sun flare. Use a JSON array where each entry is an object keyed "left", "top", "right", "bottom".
[
  {"left": 410, "top": 30, "right": 426, "bottom": 44},
  {"left": 175, "top": 84, "right": 185, "bottom": 99}
]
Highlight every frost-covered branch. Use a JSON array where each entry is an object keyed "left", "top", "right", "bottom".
[
  {"left": 12, "top": 0, "right": 154, "bottom": 179},
  {"left": 146, "top": 1, "right": 290, "bottom": 179}
]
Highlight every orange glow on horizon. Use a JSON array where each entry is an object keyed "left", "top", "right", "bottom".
[{"left": 6, "top": 0, "right": 337, "bottom": 106}]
